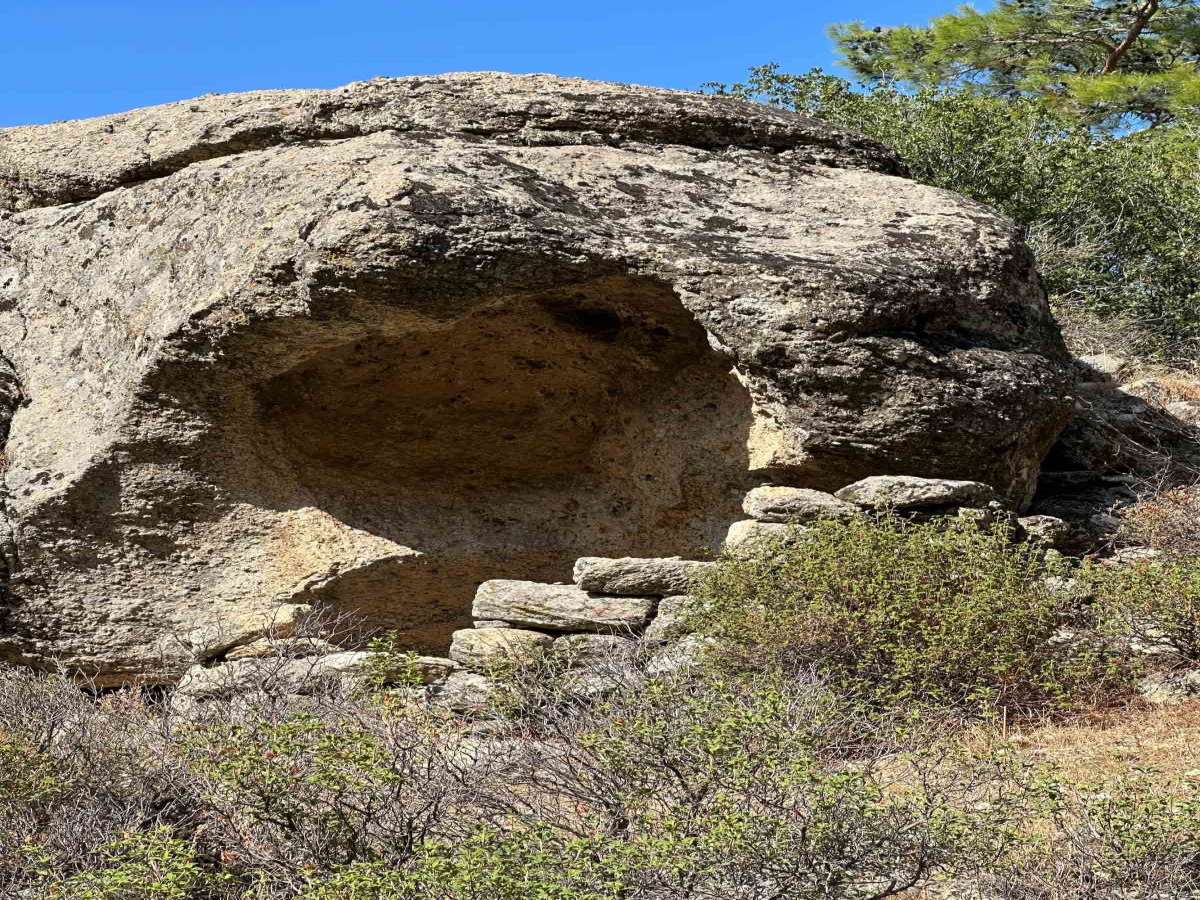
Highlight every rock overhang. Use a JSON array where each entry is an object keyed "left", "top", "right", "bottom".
[
  {"left": 0, "top": 71, "right": 903, "bottom": 214},
  {"left": 0, "top": 73, "right": 1074, "bottom": 682}
]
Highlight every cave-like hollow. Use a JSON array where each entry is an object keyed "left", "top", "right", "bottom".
[{"left": 220, "top": 276, "right": 755, "bottom": 653}]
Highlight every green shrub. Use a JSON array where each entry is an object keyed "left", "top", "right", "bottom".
[
  {"left": 1088, "top": 557, "right": 1200, "bottom": 665},
  {"left": 0, "top": 730, "right": 64, "bottom": 811},
  {"left": 362, "top": 633, "right": 428, "bottom": 692},
  {"left": 989, "top": 773, "right": 1200, "bottom": 898},
  {"left": 301, "top": 674, "right": 1032, "bottom": 900},
  {"left": 44, "top": 828, "right": 214, "bottom": 900},
  {"left": 300, "top": 830, "right": 631, "bottom": 900},
  {"left": 555, "top": 674, "right": 1026, "bottom": 898},
  {"left": 693, "top": 516, "right": 1122, "bottom": 714},
  {"left": 178, "top": 710, "right": 445, "bottom": 881},
  {"left": 0, "top": 671, "right": 198, "bottom": 898}
]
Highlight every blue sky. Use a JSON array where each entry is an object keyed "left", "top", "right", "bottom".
[{"left": 2, "top": 1, "right": 963, "bottom": 127}]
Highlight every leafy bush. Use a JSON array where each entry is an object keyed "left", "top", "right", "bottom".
[
  {"left": 693, "top": 516, "right": 1122, "bottom": 713},
  {"left": 1088, "top": 556, "right": 1200, "bottom": 665},
  {"left": 45, "top": 828, "right": 216, "bottom": 900},
  {"left": 296, "top": 671, "right": 1031, "bottom": 900},
  {"left": 988, "top": 773, "right": 1200, "bottom": 899},
  {"left": 0, "top": 661, "right": 1039, "bottom": 900},
  {"left": 175, "top": 701, "right": 496, "bottom": 895},
  {"left": 0, "top": 670, "right": 196, "bottom": 898},
  {"left": 299, "top": 830, "right": 632, "bottom": 900}
]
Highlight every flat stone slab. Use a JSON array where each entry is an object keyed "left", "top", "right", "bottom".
[
  {"left": 473, "top": 580, "right": 655, "bottom": 632},
  {"left": 834, "top": 476, "right": 998, "bottom": 510},
  {"left": 449, "top": 627, "right": 553, "bottom": 671},
  {"left": 742, "top": 486, "right": 858, "bottom": 523},
  {"left": 572, "top": 556, "right": 714, "bottom": 596},
  {"left": 224, "top": 636, "right": 341, "bottom": 660}
]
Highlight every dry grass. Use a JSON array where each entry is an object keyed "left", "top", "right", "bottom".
[
  {"left": 998, "top": 700, "right": 1200, "bottom": 784},
  {"left": 1125, "top": 373, "right": 1200, "bottom": 405},
  {"left": 1052, "top": 300, "right": 1200, "bottom": 374},
  {"left": 1120, "top": 482, "right": 1200, "bottom": 556},
  {"left": 1155, "top": 376, "right": 1200, "bottom": 403}
]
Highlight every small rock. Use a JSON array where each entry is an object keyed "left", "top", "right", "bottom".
[
  {"left": 186, "top": 603, "right": 315, "bottom": 658},
  {"left": 1077, "top": 354, "right": 1130, "bottom": 384},
  {"left": 646, "top": 634, "right": 720, "bottom": 677},
  {"left": 1017, "top": 515, "right": 1073, "bottom": 550},
  {"left": 834, "top": 476, "right": 998, "bottom": 511},
  {"left": 1047, "top": 626, "right": 1080, "bottom": 646},
  {"left": 643, "top": 594, "right": 697, "bottom": 644},
  {"left": 953, "top": 505, "right": 1001, "bottom": 529},
  {"left": 741, "top": 486, "right": 858, "bottom": 524},
  {"left": 473, "top": 580, "right": 654, "bottom": 632},
  {"left": 572, "top": 557, "right": 714, "bottom": 596},
  {"left": 449, "top": 627, "right": 553, "bottom": 671},
  {"left": 295, "top": 651, "right": 459, "bottom": 687},
  {"left": 561, "top": 669, "right": 632, "bottom": 700},
  {"left": 722, "top": 519, "right": 795, "bottom": 553},
  {"left": 173, "top": 660, "right": 264, "bottom": 705},
  {"left": 473, "top": 620, "right": 512, "bottom": 629},
  {"left": 1041, "top": 575, "right": 1083, "bottom": 599},
  {"left": 1108, "top": 546, "right": 1164, "bottom": 565},
  {"left": 431, "top": 671, "right": 497, "bottom": 715},
  {"left": 552, "top": 633, "right": 635, "bottom": 667},
  {"left": 1167, "top": 400, "right": 1200, "bottom": 426},
  {"left": 391, "top": 654, "right": 462, "bottom": 686},
  {"left": 1137, "top": 670, "right": 1200, "bottom": 706}
]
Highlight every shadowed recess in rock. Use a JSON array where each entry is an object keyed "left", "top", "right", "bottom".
[{"left": 201, "top": 276, "right": 754, "bottom": 652}]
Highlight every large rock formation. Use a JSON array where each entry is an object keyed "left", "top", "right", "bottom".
[{"left": 0, "top": 73, "right": 1073, "bottom": 683}]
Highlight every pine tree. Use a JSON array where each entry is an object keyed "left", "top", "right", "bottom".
[{"left": 832, "top": 1, "right": 1200, "bottom": 128}]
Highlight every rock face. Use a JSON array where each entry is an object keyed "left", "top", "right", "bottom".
[{"left": 0, "top": 73, "right": 1073, "bottom": 683}]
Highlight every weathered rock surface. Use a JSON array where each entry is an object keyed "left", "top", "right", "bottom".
[
  {"left": 224, "top": 636, "right": 341, "bottom": 660},
  {"left": 742, "top": 486, "right": 858, "bottom": 523},
  {"left": 572, "top": 556, "right": 713, "bottom": 596},
  {"left": 1034, "top": 371, "right": 1200, "bottom": 544},
  {"left": 449, "top": 626, "right": 552, "bottom": 671},
  {"left": 835, "top": 476, "right": 998, "bottom": 511},
  {"left": 1046, "top": 384, "right": 1200, "bottom": 478},
  {"left": 173, "top": 651, "right": 458, "bottom": 704},
  {"left": 722, "top": 520, "right": 796, "bottom": 553},
  {"left": 1016, "top": 515, "right": 1073, "bottom": 551},
  {"left": 473, "top": 580, "right": 654, "bottom": 632},
  {"left": 646, "top": 634, "right": 720, "bottom": 677},
  {"left": 1137, "top": 670, "right": 1200, "bottom": 706},
  {"left": 183, "top": 603, "right": 315, "bottom": 661},
  {"left": 1076, "top": 354, "right": 1131, "bottom": 385},
  {"left": 431, "top": 671, "right": 497, "bottom": 714},
  {"left": 643, "top": 594, "right": 697, "bottom": 644},
  {"left": 552, "top": 633, "right": 635, "bottom": 666},
  {"left": 0, "top": 73, "right": 1073, "bottom": 682}
]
